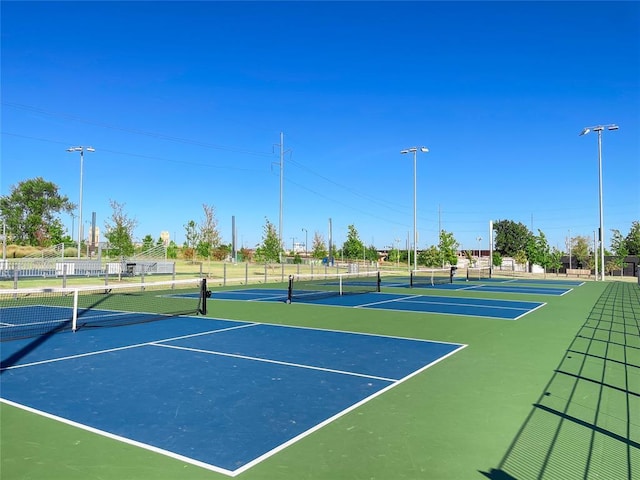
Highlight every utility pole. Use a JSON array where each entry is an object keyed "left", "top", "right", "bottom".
[{"left": 279, "top": 132, "right": 284, "bottom": 249}]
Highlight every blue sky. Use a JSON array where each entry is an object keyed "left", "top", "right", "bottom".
[{"left": 2, "top": 1, "right": 639, "bottom": 254}]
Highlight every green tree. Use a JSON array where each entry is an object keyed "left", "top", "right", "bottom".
[
  {"left": 183, "top": 220, "right": 199, "bottom": 261},
  {"left": 388, "top": 247, "right": 401, "bottom": 265},
  {"left": 526, "top": 229, "right": 552, "bottom": 273},
  {"left": 572, "top": 236, "right": 591, "bottom": 269},
  {"left": 365, "top": 244, "right": 378, "bottom": 262},
  {"left": 492, "top": 251, "right": 503, "bottom": 269},
  {"left": 197, "top": 203, "right": 221, "bottom": 260},
  {"left": 0, "top": 177, "right": 74, "bottom": 247},
  {"left": 610, "top": 229, "right": 628, "bottom": 275},
  {"left": 104, "top": 200, "right": 137, "bottom": 258},
  {"left": 141, "top": 234, "right": 154, "bottom": 252},
  {"left": 625, "top": 221, "right": 640, "bottom": 255},
  {"left": 494, "top": 220, "right": 532, "bottom": 257},
  {"left": 311, "top": 231, "right": 328, "bottom": 260},
  {"left": 513, "top": 250, "right": 528, "bottom": 269},
  {"left": 166, "top": 240, "right": 178, "bottom": 259},
  {"left": 549, "top": 247, "right": 563, "bottom": 274},
  {"left": 418, "top": 245, "right": 441, "bottom": 268},
  {"left": 254, "top": 218, "right": 282, "bottom": 263},
  {"left": 438, "top": 230, "right": 459, "bottom": 266},
  {"left": 342, "top": 225, "right": 365, "bottom": 260}
]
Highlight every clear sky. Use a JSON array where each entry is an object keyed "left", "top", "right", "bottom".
[{"left": 2, "top": 1, "right": 639, "bottom": 254}]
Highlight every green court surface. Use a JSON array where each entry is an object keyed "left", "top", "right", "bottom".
[{"left": 2, "top": 280, "right": 638, "bottom": 479}]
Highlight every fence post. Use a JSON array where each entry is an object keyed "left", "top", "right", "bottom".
[
  {"left": 223, "top": 263, "right": 227, "bottom": 287},
  {"left": 245, "top": 262, "right": 248, "bottom": 285}
]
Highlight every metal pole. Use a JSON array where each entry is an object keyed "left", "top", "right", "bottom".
[
  {"left": 78, "top": 149, "right": 84, "bottom": 259},
  {"left": 597, "top": 129, "right": 604, "bottom": 281},
  {"left": 279, "top": 132, "right": 284, "bottom": 254},
  {"left": 413, "top": 149, "right": 417, "bottom": 272}
]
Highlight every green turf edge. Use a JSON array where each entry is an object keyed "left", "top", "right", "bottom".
[{"left": 1, "top": 281, "right": 609, "bottom": 479}]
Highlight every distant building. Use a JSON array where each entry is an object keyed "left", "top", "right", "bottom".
[
  {"left": 87, "top": 226, "right": 100, "bottom": 245},
  {"left": 160, "top": 231, "right": 170, "bottom": 246}
]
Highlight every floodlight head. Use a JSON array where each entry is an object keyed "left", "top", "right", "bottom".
[
  {"left": 579, "top": 128, "right": 590, "bottom": 136},
  {"left": 420, "top": 147, "right": 429, "bottom": 153},
  {"left": 607, "top": 125, "right": 619, "bottom": 131},
  {"left": 86, "top": 147, "right": 96, "bottom": 152},
  {"left": 400, "top": 149, "right": 410, "bottom": 154},
  {"left": 592, "top": 126, "right": 604, "bottom": 132}
]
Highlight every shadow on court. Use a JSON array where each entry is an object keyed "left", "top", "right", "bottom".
[
  {"left": 2, "top": 291, "right": 122, "bottom": 370},
  {"left": 480, "top": 282, "right": 640, "bottom": 479}
]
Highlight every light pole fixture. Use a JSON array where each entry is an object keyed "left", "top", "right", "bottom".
[
  {"left": 579, "top": 124, "right": 618, "bottom": 281},
  {"left": 400, "top": 146, "right": 429, "bottom": 272},
  {"left": 67, "top": 146, "right": 95, "bottom": 258},
  {"left": 302, "top": 228, "right": 308, "bottom": 258}
]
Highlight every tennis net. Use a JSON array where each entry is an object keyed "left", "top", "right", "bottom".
[
  {"left": 0, "top": 278, "right": 208, "bottom": 342},
  {"left": 467, "top": 267, "right": 492, "bottom": 281},
  {"left": 287, "top": 271, "right": 380, "bottom": 303},
  {"left": 410, "top": 268, "right": 453, "bottom": 287}
]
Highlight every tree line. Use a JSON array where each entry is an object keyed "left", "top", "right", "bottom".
[{"left": 1, "top": 177, "right": 638, "bottom": 273}]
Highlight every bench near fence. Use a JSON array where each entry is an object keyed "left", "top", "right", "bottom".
[{"left": 566, "top": 268, "right": 591, "bottom": 277}]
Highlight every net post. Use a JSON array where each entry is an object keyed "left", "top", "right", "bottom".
[
  {"left": 199, "top": 278, "right": 208, "bottom": 315},
  {"left": 72, "top": 289, "right": 79, "bottom": 332},
  {"left": 287, "top": 275, "right": 293, "bottom": 303},
  {"left": 377, "top": 271, "right": 381, "bottom": 292}
]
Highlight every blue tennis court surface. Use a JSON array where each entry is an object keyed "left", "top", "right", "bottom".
[
  {"left": 380, "top": 275, "right": 577, "bottom": 296},
  {"left": 0, "top": 316, "right": 465, "bottom": 476},
  {"left": 210, "top": 289, "right": 545, "bottom": 320}
]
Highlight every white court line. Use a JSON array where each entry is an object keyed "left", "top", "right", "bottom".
[
  {"left": 230, "top": 343, "right": 468, "bottom": 477},
  {"left": 0, "top": 398, "right": 236, "bottom": 477},
  {"left": 151, "top": 343, "right": 398, "bottom": 383},
  {"left": 0, "top": 322, "right": 259, "bottom": 371},
  {"left": 356, "top": 294, "right": 423, "bottom": 308}
]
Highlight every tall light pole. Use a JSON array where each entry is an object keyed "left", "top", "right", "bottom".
[
  {"left": 579, "top": 124, "right": 618, "bottom": 281},
  {"left": 67, "top": 146, "right": 95, "bottom": 258},
  {"left": 401, "top": 146, "right": 429, "bottom": 271},
  {"left": 302, "top": 228, "right": 308, "bottom": 258}
]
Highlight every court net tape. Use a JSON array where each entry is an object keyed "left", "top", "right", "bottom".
[
  {"left": 287, "top": 271, "right": 381, "bottom": 303},
  {"left": 467, "top": 267, "right": 492, "bottom": 281},
  {"left": 0, "top": 278, "right": 209, "bottom": 342},
  {"left": 410, "top": 268, "right": 454, "bottom": 287}
]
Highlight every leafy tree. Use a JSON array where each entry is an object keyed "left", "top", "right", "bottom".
[
  {"left": 572, "top": 236, "right": 591, "bottom": 269},
  {"left": 311, "top": 231, "right": 328, "bottom": 260},
  {"left": 104, "top": 200, "right": 137, "bottom": 258},
  {"left": 197, "top": 203, "right": 221, "bottom": 259},
  {"left": 549, "top": 247, "right": 563, "bottom": 274},
  {"left": 438, "top": 230, "right": 459, "bottom": 266},
  {"left": 388, "top": 247, "right": 401, "bottom": 265},
  {"left": 610, "top": 229, "right": 628, "bottom": 275},
  {"left": 494, "top": 220, "right": 532, "bottom": 257},
  {"left": 365, "top": 244, "right": 378, "bottom": 262},
  {"left": 239, "top": 246, "right": 253, "bottom": 262},
  {"left": 254, "top": 218, "right": 282, "bottom": 263},
  {"left": 166, "top": 240, "right": 178, "bottom": 259},
  {"left": 625, "top": 221, "right": 640, "bottom": 255},
  {"left": 141, "top": 234, "right": 154, "bottom": 252},
  {"left": 513, "top": 250, "right": 528, "bottom": 268},
  {"left": 183, "top": 220, "right": 199, "bottom": 260},
  {"left": 418, "top": 245, "right": 441, "bottom": 268},
  {"left": 492, "top": 251, "right": 503, "bottom": 268},
  {"left": 342, "top": 224, "right": 365, "bottom": 260},
  {"left": 526, "top": 229, "right": 552, "bottom": 272},
  {"left": 0, "top": 177, "right": 74, "bottom": 247}
]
